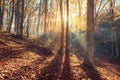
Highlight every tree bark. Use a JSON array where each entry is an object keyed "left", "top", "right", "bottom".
[
  {"left": 20, "top": 0, "right": 24, "bottom": 37},
  {"left": 7, "top": 0, "right": 14, "bottom": 33},
  {"left": 37, "top": 0, "right": 42, "bottom": 36},
  {"left": 65, "top": 0, "right": 69, "bottom": 54},
  {"left": 0, "top": 0, "right": 5, "bottom": 30},
  {"left": 59, "top": 0, "right": 65, "bottom": 54},
  {"left": 81, "top": 0, "right": 95, "bottom": 67},
  {"left": 114, "top": 31, "right": 119, "bottom": 58},
  {"left": 44, "top": 0, "right": 48, "bottom": 35},
  {"left": 15, "top": 0, "right": 20, "bottom": 35},
  {"left": 110, "top": 0, "right": 114, "bottom": 57}
]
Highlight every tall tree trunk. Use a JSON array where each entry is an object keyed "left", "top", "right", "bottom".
[
  {"left": 78, "top": 0, "right": 82, "bottom": 31},
  {"left": 20, "top": 0, "right": 24, "bottom": 37},
  {"left": 109, "top": 0, "right": 119, "bottom": 59},
  {"left": 44, "top": 0, "right": 48, "bottom": 35},
  {"left": 7, "top": 0, "right": 14, "bottom": 33},
  {"left": 0, "top": 0, "right": 5, "bottom": 30},
  {"left": 66, "top": 0, "right": 69, "bottom": 54},
  {"left": 109, "top": 0, "right": 116, "bottom": 58},
  {"left": 37, "top": 0, "right": 42, "bottom": 36},
  {"left": 114, "top": 31, "right": 119, "bottom": 58},
  {"left": 26, "top": 18, "right": 30, "bottom": 37},
  {"left": 59, "top": 0, "right": 65, "bottom": 54},
  {"left": 82, "top": 0, "right": 94, "bottom": 67},
  {"left": 15, "top": 0, "right": 20, "bottom": 35},
  {"left": 0, "top": 1, "right": 1, "bottom": 29}
]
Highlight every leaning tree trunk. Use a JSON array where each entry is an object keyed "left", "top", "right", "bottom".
[{"left": 82, "top": 0, "right": 94, "bottom": 67}]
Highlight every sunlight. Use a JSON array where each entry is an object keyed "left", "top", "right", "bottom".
[
  {"left": 0, "top": 0, "right": 120, "bottom": 80},
  {"left": 63, "top": 14, "right": 67, "bottom": 24}
]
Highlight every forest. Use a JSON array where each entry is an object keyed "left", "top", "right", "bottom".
[{"left": 0, "top": 0, "right": 120, "bottom": 80}]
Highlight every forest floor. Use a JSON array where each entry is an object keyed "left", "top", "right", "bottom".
[{"left": 0, "top": 32, "right": 120, "bottom": 80}]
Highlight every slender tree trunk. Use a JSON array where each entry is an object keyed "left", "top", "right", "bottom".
[
  {"left": 59, "top": 0, "right": 65, "bottom": 54},
  {"left": 7, "top": 0, "right": 14, "bottom": 33},
  {"left": 0, "top": 0, "right": 5, "bottom": 30},
  {"left": 66, "top": 0, "right": 69, "bottom": 54},
  {"left": 26, "top": 18, "right": 30, "bottom": 37},
  {"left": 15, "top": 0, "right": 20, "bottom": 35},
  {"left": 109, "top": 0, "right": 117, "bottom": 58},
  {"left": 111, "top": 0, "right": 119, "bottom": 58},
  {"left": 44, "top": 0, "right": 48, "bottom": 34},
  {"left": 0, "top": 1, "right": 1, "bottom": 29},
  {"left": 78, "top": 0, "right": 82, "bottom": 31},
  {"left": 20, "top": 0, "right": 24, "bottom": 37},
  {"left": 114, "top": 31, "right": 119, "bottom": 58},
  {"left": 37, "top": 0, "right": 42, "bottom": 36}
]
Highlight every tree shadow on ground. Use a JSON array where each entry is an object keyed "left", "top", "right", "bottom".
[
  {"left": 37, "top": 53, "right": 62, "bottom": 80},
  {"left": 37, "top": 52, "right": 74, "bottom": 80},
  {"left": 0, "top": 40, "right": 53, "bottom": 61},
  {"left": 1, "top": 43, "right": 55, "bottom": 79},
  {"left": 94, "top": 54, "right": 120, "bottom": 76},
  {"left": 95, "top": 59, "right": 120, "bottom": 77},
  {"left": 61, "top": 53, "right": 73, "bottom": 80},
  {"left": 0, "top": 47, "right": 27, "bottom": 61},
  {"left": 0, "top": 32, "right": 56, "bottom": 57},
  {"left": 81, "top": 65, "right": 104, "bottom": 80},
  {"left": 26, "top": 44, "right": 52, "bottom": 56}
]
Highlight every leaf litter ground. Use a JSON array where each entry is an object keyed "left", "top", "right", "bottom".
[{"left": 0, "top": 33, "right": 120, "bottom": 80}]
